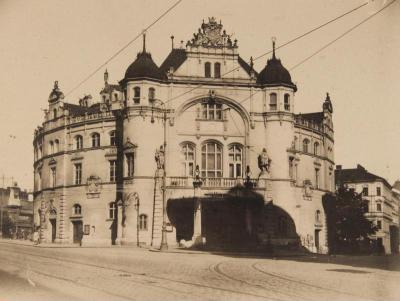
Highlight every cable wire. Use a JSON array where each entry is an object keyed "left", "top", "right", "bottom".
[{"left": 64, "top": 0, "right": 184, "bottom": 98}]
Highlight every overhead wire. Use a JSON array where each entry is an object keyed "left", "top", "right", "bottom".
[{"left": 64, "top": 0, "right": 184, "bottom": 98}]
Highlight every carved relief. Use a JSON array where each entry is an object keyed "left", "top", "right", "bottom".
[{"left": 86, "top": 175, "right": 102, "bottom": 198}]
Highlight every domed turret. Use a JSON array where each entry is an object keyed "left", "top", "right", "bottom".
[
  {"left": 123, "top": 33, "right": 165, "bottom": 82},
  {"left": 257, "top": 39, "right": 296, "bottom": 91},
  {"left": 48, "top": 81, "right": 64, "bottom": 103}
]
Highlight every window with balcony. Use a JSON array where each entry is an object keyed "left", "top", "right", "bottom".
[
  {"left": 75, "top": 135, "right": 83, "bottom": 150},
  {"left": 109, "top": 160, "right": 117, "bottom": 182},
  {"left": 228, "top": 145, "right": 242, "bottom": 178},
  {"left": 214, "top": 62, "right": 221, "bottom": 78},
  {"left": 91, "top": 133, "right": 100, "bottom": 148},
  {"left": 205, "top": 62, "right": 211, "bottom": 78},
  {"left": 377, "top": 203, "right": 382, "bottom": 211},
  {"left": 284, "top": 94, "right": 290, "bottom": 111},
  {"left": 201, "top": 103, "right": 223, "bottom": 120},
  {"left": 72, "top": 204, "right": 82, "bottom": 215},
  {"left": 133, "top": 87, "right": 140, "bottom": 104},
  {"left": 110, "top": 131, "right": 116, "bottom": 146},
  {"left": 74, "top": 163, "right": 82, "bottom": 185},
  {"left": 181, "top": 143, "right": 195, "bottom": 177},
  {"left": 108, "top": 202, "right": 116, "bottom": 219},
  {"left": 201, "top": 142, "right": 222, "bottom": 178},
  {"left": 269, "top": 93, "right": 277, "bottom": 111},
  {"left": 139, "top": 214, "right": 148, "bottom": 230}
]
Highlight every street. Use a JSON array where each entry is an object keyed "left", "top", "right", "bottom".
[{"left": 0, "top": 241, "right": 399, "bottom": 301}]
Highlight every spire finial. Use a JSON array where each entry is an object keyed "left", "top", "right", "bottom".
[
  {"left": 54, "top": 81, "right": 58, "bottom": 89},
  {"left": 104, "top": 69, "right": 109, "bottom": 84},
  {"left": 271, "top": 36, "right": 276, "bottom": 59},
  {"left": 171, "top": 35, "right": 174, "bottom": 50},
  {"left": 142, "top": 30, "right": 147, "bottom": 53},
  {"left": 326, "top": 92, "right": 330, "bottom": 100},
  {"left": 250, "top": 56, "right": 254, "bottom": 69}
]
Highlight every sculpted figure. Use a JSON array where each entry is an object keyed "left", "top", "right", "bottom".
[
  {"left": 258, "top": 148, "right": 271, "bottom": 172},
  {"left": 155, "top": 145, "right": 165, "bottom": 170}
]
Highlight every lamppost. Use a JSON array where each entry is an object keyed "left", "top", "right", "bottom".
[{"left": 192, "top": 165, "right": 203, "bottom": 246}]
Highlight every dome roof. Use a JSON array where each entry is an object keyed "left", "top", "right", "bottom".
[
  {"left": 124, "top": 51, "right": 165, "bottom": 81},
  {"left": 257, "top": 56, "right": 296, "bottom": 89}
]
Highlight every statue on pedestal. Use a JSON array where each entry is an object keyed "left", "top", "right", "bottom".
[
  {"left": 155, "top": 145, "right": 165, "bottom": 170},
  {"left": 258, "top": 148, "right": 271, "bottom": 174}
]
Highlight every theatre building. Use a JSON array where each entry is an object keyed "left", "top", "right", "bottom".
[{"left": 33, "top": 18, "right": 335, "bottom": 253}]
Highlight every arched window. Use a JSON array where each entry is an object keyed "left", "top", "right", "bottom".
[
  {"left": 201, "top": 142, "right": 222, "bottom": 178},
  {"left": 133, "top": 87, "right": 140, "bottom": 104},
  {"left": 75, "top": 135, "right": 83, "bottom": 150},
  {"left": 125, "top": 153, "right": 135, "bottom": 177},
  {"left": 50, "top": 166, "right": 56, "bottom": 188},
  {"left": 109, "top": 131, "right": 116, "bottom": 146},
  {"left": 108, "top": 202, "right": 116, "bottom": 219},
  {"left": 54, "top": 139, "right": 59, "bottom": 153},
  {"left": 302, "top": 139, "right": 309, "bottom": 153},
  {"left": 214, "top": 63, "right": 221, "bottom": 78},
  {"left": 205, "top": 62, "right": 211, "bottom": 78},
  {"left": 72, "top": 204, "right": 82, "bottom": 215},
  {"left": 148, "top": 87, "right": 155, "bottom": 101},
  {"left": 270, "top": 93, "right": 277, "bottom": 111},
  {"left": 181, "top": 143, "right": 195, "bottom": 176},
  {"left": 91, "top": 132, "right": 100, "bottom": 148},
  {"left": 114, "top": 93, "right": 118, "bottom": 101},
  {"left": 53, "top": 109, "right": 57, "bottom": 119},
  {"left": 228, "top": 145, "right": 242, "bottom": 178},
  {"left": 314, "top": 142, "right": 319, "bottom": 156},
  {"left": 139, "top": 214, "right": 148, "bottom": 230},
  {"left": 315, "top": 210, "right": 321, "bottom": 223},
  {"left": 49, "top": 141, "right": 54, "bottom": 154},
  {"left": 284, "top": 94, "right": 290, "bottom": 111}
]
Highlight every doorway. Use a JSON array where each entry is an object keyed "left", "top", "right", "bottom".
[
  {"left": 50, "top": 219, "right": 56, "bottom": 243},
  {"left": 72, "top": 221, "right": 83, "bottom": 244},
  {"left": 315, "top": 229, "right": 320, "bottom": 252}
]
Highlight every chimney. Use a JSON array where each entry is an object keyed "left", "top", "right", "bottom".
[
  {"left": 357, "top": 164, "right": 365, "bottom": 170},
  {"left": 336, "top": 165, "right": 342, "bottom": 170}
]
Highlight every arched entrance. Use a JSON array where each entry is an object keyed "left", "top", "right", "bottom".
[{"left": 167, "top": 186, "right": 265, "bottom": 250}]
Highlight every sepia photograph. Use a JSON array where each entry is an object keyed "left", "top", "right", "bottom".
[{"left": 0, "top": 0, "right": 399, "bottom": 300}]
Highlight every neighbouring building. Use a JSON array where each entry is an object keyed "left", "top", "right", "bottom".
[
  {"left": 335, "top": 164, "right": 400, "bottom": 254},
  {"left": 33, "top": 17, "right": 335, "bottom": 253},
  {"left": 0, "top": 182, "right": 33, "bottom": 239}
]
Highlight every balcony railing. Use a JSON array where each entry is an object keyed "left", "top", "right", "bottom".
[{"left": 167, "top": 177, "right": 260, "bottom": 189}]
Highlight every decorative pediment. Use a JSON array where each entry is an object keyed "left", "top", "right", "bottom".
[
  {"left": 124, "top": 139, "right": 137, "bottom": 151},
  {"left": 48, "top": 158, "right": 57, "bottom": 166},
  {"left": 187, "top": 17, "right": 237, "bottom": 49}
]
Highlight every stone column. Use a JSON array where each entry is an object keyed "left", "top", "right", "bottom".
[{"left": 192, "top": 184, "right": 203, "bottom": 246}]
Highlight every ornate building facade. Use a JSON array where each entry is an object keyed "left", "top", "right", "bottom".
[{"left": 33, "top": 18, "right": 335, "bottom": 253}]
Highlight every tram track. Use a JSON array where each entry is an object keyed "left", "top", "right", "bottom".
[{"left": 0, "top": 245, "right": 274, "bottom": 300}]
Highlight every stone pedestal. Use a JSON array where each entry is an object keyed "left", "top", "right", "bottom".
[{"left": 191, "top": 185, "right": 204, "bottom": 247}]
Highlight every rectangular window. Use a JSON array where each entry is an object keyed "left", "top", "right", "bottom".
[
  {"left": 109, "top": 160, "right": 117, "bottom": 182},
  {"left": 315, "top": 169, "right": 320, "bottom": 189},
  {"left": 201, "top": 103, "right": 223, "bottom": 120},
  {"left": 289, "top": 157, "right": 294, "bottom": 180},
  {"left": 376, "top": 187, "right": 381, "bottom": 196},
  {"left": 377, "top": 220, "right": 382, "bottom": 229},
  {"left": 362, "top": 186, "right": 369, "bottom": 196},
  {"left": 126, "top": 153, "right": 134, "bottom": 177},
  {"left": 74, "top": 163, "right": 82, "bottom": 185},
  {"left": 376, "top": 203, "right": 382, "bottom": 211},
  {"left": 50, "top": 167, "right": 56, "bottom": 188}
]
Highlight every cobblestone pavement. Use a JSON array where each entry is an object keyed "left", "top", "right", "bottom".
[{"left": 0, "top": 241, "right": 399, "bottom": 301}]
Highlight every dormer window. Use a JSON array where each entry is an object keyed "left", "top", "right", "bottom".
[
  {"left": 133, "top": 87, "right": 140, "bottom": 104},
  {"left": 148, "top": 87, "right": 155, "bottom": 102},
  {"left": 214, "top": 63, "right": 221, "bottom": 78},
  {"left": 284, "top": 94, "right": 290, "bottom": 111},
  {"left": 205, "top": 62, "right": 211, "bottom": 78},
  {"left": 201, "top": 103, "right": 222, "bottom": 120},
  {"left": 270, "top": 93, "right": 277, "bottom": 111}
]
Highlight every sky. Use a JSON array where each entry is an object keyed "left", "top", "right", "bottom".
[{"left": 0, "top": 0, "right": 399, "bottom": 190}]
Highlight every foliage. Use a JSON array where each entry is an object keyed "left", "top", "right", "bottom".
[
  {"left": 323, "top": 186, "right": 377, "bottom": 254},
  {"left": 1, "top": 211, "right": 16, "bottom": 238}
]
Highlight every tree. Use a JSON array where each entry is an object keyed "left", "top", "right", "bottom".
[
  {"left": 326, "top": 186, "right": 377, "bottom": 254},
  {"left": 1, "top": 211, "right": 16, "bottom": 238}
]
